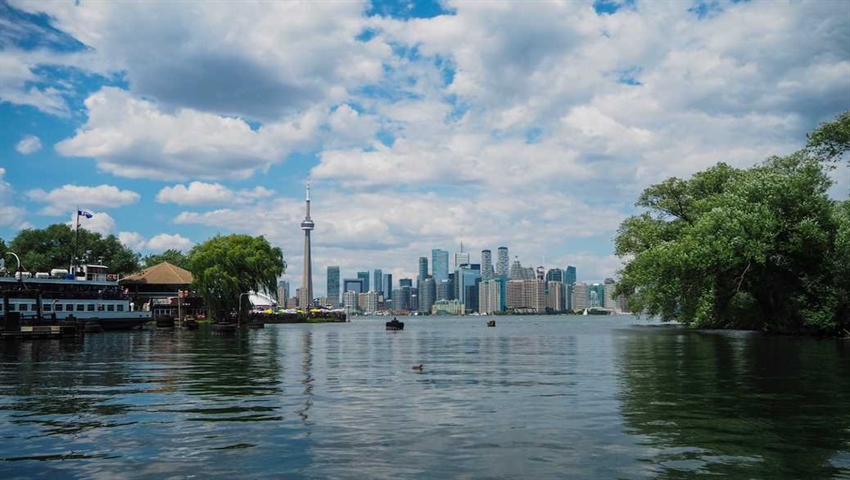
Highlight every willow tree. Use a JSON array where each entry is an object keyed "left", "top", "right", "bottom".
[
  {"left": 615, "top": 114, "right": 849, "bottom": 335},
  {"left": 187, "top": 234, "right": 285, "bottom": 321}
]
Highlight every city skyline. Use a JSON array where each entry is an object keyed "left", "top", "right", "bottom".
[{"left": 1, "top": 1, "right": 846, "bottom": 300}]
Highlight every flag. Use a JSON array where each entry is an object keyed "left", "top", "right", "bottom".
[{"left": 77, "top": 210, "right": 93, "bottom": 219}]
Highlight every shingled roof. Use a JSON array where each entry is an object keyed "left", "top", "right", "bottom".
[{"left": 120, "top": 262, "right": 193, "bottom": 285}]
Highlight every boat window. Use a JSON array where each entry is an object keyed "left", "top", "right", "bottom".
[
  {"left": 87, "top": 304, "right": 95, "bottom": 311},
  {"left": 44, "top": 304, "right": 52, "bottom": 311},
  {"left": 7, "top": 304, "right": 14, "bottom": 311},
  {"left": 0, "top": 304, "right": 3, "bottom": 311},
  {"left": 19, "top": 304, "right": 28, "bottom": 311},
  {"left": 97, "top": 304, "right": 105, "bottom": 311},
  {"left": 55, "top": 304, "right": 63, "bottom": 312},
  {"left": 117, "top": 305, "right": 124, "bottom": 312},
  {"left": 107, "top": 304, "right": 115, "bottom": 312},
  {"left": 76, "top": 304, "right": 85, "bottom": 312},
  {"left": 66, "top": 304, "right": 73, "bottom": 312}
]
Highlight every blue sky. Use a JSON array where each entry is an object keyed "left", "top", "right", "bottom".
[{"left": 1, "top": 0, "right": 848, "bottom": 294}]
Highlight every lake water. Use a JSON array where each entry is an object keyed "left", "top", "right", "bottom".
[{"left": 1, "top": 315, "right": 848, "bottom": 479}]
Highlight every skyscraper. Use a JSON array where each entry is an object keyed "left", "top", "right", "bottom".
[
  {"left": 357, "top": 271, "right": 370, "bottom": 292},
  {"left": 432, "top": 249, "right": 449, "bottom": 283},
  {"left": 545, "top": 268, "right": 564, "bottom": 282},
  {"left": 497, "top": 247, "right": 509, "bottom": 277},
  {"left": 384, "top": 273, "right": 393, "bottom": 299},
  {"left": 418, "top": 257, "right": 428, "bottom": 284},
  {"left": 374, "top": 269, "right": 383, "bottom": 295},
  {"left": 481, "top": 249, "right": 494, "bottom": 280},
  {"left": 343, "top": 278, "right": 364, "bottom": 295},
  {"left": 326, "top": 266, "right": 340, "bottom": 307},
  {"left": 565, "top": 266, "right": 577, "bottom": 285},
  {"left": 277, "top": 279, "right": 289, "bottom": 305},
  {"left": 420, "top": 278, "right": 436, "bottom": 313},
  {"left": 454, "top": 243, "right": 470, "bottom": 269},
  {"left": 299, "top": 181, "right": 315, "bottom": 309},
  {"left": 399, "top": 278, "right": 413, "bottom": 288}
]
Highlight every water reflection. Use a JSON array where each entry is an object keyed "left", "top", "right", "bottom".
[{"left": 617, "top": 327, "right": 850, "bottom": 479}]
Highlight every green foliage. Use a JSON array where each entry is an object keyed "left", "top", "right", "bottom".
[
  {"left": 616, "top": 153, "right": 848, "bottom": 335},
  {"left": 142, "top": 249, "right": 189, "bottom": 269},
  {"left": 6, "top": 223, "right": 140, "bottom": 274},
  {"left": 807, "top": 111, "right": 850, "bottom": 163},
  {"left": 187, "top": 234, "right": 285, "bottom": 321}
]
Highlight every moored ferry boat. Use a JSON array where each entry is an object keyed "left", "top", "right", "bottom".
[{"left": 1, "top": 260, "right": 151, "bottom": 330}]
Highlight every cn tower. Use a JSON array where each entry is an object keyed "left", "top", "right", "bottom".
[{"left": 300, "top": 180, "right": 315, "bottom": 309}]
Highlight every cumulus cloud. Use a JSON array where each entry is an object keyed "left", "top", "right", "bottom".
[
  {"left": 118, "top": 231, "right": 193, "bottom": 252},
  {"left": 27, "top": 183, "right": 140, "bottom": 216},
  {"left": 66, "top": 211, "right": 115, "bottom": 235},
  {"left": 0, "top": 167, "right": 32, "bottom": 231},
  {"left": 15, "top": 134, "right": 42, "bottom": 154},
  {"left": 156, "top": 181, "right": 274, "bottom": 206}
]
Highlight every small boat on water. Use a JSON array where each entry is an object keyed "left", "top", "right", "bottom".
[
  {"left": 386, "top": 318, "right": 404, "bottom": 330},
  {"left": 487, "top": 320, "right": 496, "bottom": 327}
]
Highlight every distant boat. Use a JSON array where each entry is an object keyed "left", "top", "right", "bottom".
[{"left": 582, "top": 308, "right": 588, "bottom": 316}]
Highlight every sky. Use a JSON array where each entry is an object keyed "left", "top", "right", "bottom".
[{"left": 0, "top": 0, "right": 848, "bottom": 296}]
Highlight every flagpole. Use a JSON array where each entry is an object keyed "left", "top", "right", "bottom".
[{"left": 72, "top": 207, "right": 80, "bottom": 274}]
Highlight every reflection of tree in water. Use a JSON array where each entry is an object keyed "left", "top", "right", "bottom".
[
  {"left": 617, "top": 328, "right": 850, "bottom": 479},
  {"left": 297, "top": 330, "right": 314, "bottom": 427}
]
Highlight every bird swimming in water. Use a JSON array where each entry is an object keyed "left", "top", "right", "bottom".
[{"left": 412, "top": 364, "right": 424, "bottom": 371}]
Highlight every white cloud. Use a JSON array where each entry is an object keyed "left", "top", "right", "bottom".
[
  {"left": 66, "top": 211, "right": 115, "bottom": 235},
  {"left": 156, "top": 181, "right": 274, "bottom": 206},
  {"left": 27, "top": 183, "right": 140, "bottom": 216},
  {"left": 0, "top": 167, "right": 32, "bottom": 232},
  {"left": 15, "top": 134, "right": 42, "bottom": 154},
  {"left": 145, "top": 233, "right": 193, "bottom": 252},
  {"left": 118, "top": 231, "right": 194, "bottom": 252}
]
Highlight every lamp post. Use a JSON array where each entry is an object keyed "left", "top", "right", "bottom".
[{"left": 238, "top": 292, "right": 250, "bottom": 327}]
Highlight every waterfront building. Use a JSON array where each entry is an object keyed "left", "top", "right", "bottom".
[
  {"left": 409, "top": 289, "right": 418, "bottom": 311},
  {"left": 277, "top": 280, "right": 289, "bottom": 306},
  {"left": 343, "top": 291, "right": 358, "bottom": 310},
  {"left": 327, "top": 266, "right": 340, "bottom": 307},
  {"left": 547, "top": 281, "right": 566, "bottom": 312},
  {"left": 481, "top": 249, "right": 494, "bottom": 280},
  {"left": 432, "top": 299, "right": 464, "bottom": 315},
  {"left": 295, "top": 287, "right": 303, "bottom": 307},
  {"left": 496, "top": 247, "right": 509, "bottom": 277},
  {"left": 464, "top": 282, "right": 480, "bottom": 313},
  {"left": 436, "top": 279, "right": 452, "bottom": 301},
  {"left": 432, "top": 249, "right": 449, "bottom": 283},
  {"left": 299, "top": 181, "right": 315, "bottom": 309},
  {"left": 343, "top": 278, "right": 364, "bottom": 295},
  {"left": 359, "top": 291, "right": 378, "bottom": 313},
  {"left": 589, "top": 283, "right": 604, "bottom": 308},
  {"left": 457, "top": 264, "right": 481, "bottom": 305},
  {"left": 384, "top": 273, "right": 393, "bottom": 299},
  {"left": 399, "top": 278, "right": 413, "bottom": 288},
  {"left": 545, "top": 268, "right": 563, "bottom": 282},
  {"left": 374, "top": 269, "right": 383, "bottom": 296},
  {"left": 506, "top": 279, "right": 546, "bottom": 313},
  {"left": 604, "top": 278, "right": 617, "bottom": 310},
  {"left": 509, "top": 259, "right": 535, "bottom": 280},
  {"left": 357, "top": 271, "right": 370, "bottom": 292},
  {"left": 572, "top": 282, "right": 589, "bottom": 311},
  {"left": 420, "top": 278, "right": 436, "bottom": 313},
  {"left": 479, "top": 275, "right": 507, "bottom": 314}
]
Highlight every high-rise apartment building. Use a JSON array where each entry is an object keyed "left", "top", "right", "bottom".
[
  {"left": 454, "top": 251, "right": 470, "bottom": 269},
  {"left": 565, "top": 266, "right": 577, "bottom": 285},
  {"left": 545, "top": 268, "right": 563, "bottom": 282},
  {"left": 374, "top": 269, "right": 383, "bottom": 295},
  {"left": 277, "top": 280, "right": 289, "bottom": 306},
  {"left": 546, "top": 281, "right": 566, "bottom": 312},
  {"left": 432, "top": 249, "right": 449, "bottom": 283},
  {"left": 497, "top": 247, "right": 509, "bottom": 277},
  {"left": 572, "top": 282, "right": 589, "bottom": 311},
  {"left": 359, "top": 291, "right": 379, "bottom": 313},
  {"left": 506, "top": 279, "right": 546, "bottom": 313},
  {"left": 326, "top": 266, "right": 340, "bottom": 307},
  {"left": 357, "top": 271, "right": 370, "bottom": 292},
  {"left": 343, "top": 278, "right": 364, "bottom": 295},
  {"left": 383, "top": 273, "right": 393, "bottom": 299},
  {"left": 589, "top": 283, "right": 604, "bottom": 308},
  {"left": 343, "top": 291, "right": 358, "bottom": 310},
  {"left": 479, "top": 276, "right": 507, "bottom": 314},
  {"left": 481, "top": 249, "right": 494, "bottom": 280}
]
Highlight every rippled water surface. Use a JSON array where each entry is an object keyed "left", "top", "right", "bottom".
[{"left": 1, "top": 316, "right": 848, "bottom": 479}]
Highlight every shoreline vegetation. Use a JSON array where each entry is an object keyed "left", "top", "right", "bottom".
[{"left": 615, "top": 111, "right": 849, "bottom": 337}]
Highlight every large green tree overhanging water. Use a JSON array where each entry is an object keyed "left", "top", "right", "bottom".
[
  {"left": 187, "top": 234, "right": 285, "bottom": 321},
  {"left": 615, "top": 113, "right": 850, "bottom": 335}
]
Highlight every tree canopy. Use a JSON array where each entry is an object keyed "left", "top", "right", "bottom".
[
  {"left": 4, "top": 224, "right": 140, "bottom": 275},
  {"left": 807, "top": 111, "right": 850, "bottom": 163},
  {"left": 187, "top": 234, "right": 285, "bottom": 321},
  {"left": 616, "top": 113, "right": 850, "bottom": 335},
  {"left": 142, "top": 249, "right": 189, "bottom": 269}
]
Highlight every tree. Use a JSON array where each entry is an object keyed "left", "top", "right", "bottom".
[
  {"left": 187, "top": 234, "right": 285, "bottom": 321},
  {"left": 615, "top": 151, "right": 848, "bottom": 335},
  {"left": 7, "top": 223, "right": 140, "bottom": 275},
  {"left": 142, "top": 249, "right": 189, "bottom": 269},
  {"left": 807, "top": 111, "right": 850, "bottom": 163}
]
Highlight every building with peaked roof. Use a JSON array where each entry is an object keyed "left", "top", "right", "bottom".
[{"left": 120, "top": 262, "right": 204, "bottom": 318}]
